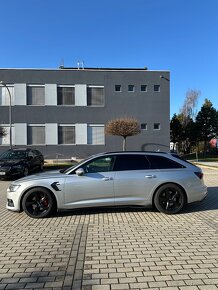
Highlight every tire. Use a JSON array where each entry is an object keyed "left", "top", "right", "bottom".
[
  {"left": 23, "top": 167, "right": 29, "bottom": 177},
  {"left": 154, "top": 183, "right": 186, "bottom": 214},
  {"left": 22, "top": 187, "right": 55, "bottom": 218}
]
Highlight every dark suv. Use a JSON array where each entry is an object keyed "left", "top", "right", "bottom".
[{"left": 0, "top": 148, "right": 44, "bottom": 179}]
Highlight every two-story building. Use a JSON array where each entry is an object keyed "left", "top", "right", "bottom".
[{"left": 0, "top": 67, "right": 170, "bottom": 158}]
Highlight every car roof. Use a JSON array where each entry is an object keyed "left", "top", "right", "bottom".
[
  {"left": 8, "top": 148, "right": 31, "bottom": 152},
  {"left": 101, "top": 151, "right": 169, "bottom": 155}
]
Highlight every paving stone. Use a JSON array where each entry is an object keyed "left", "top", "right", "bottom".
[{"left": 0, "top": 168, "right": 218, "bottom": 289}]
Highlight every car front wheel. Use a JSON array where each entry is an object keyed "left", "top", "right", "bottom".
[
  {"left": 154, "top": 183, "right": 186, "bottom": 214},
  {"left": 22, "top": 187, "right": 54, "bottom": 218}
]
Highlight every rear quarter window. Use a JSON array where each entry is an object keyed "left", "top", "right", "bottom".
[{"left": 146, "top": 155, "right": 185, "bottom": 169}]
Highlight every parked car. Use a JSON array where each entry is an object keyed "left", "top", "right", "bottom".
[
  {"left": 6, "top": 151, "right": 207, "bottom": 218},
  {"left": 0, "top": 148, "right": 44, "bottom": 179}
]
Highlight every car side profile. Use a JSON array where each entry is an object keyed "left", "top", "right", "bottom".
[
  {"left": 0, "top": 148, "right": 44, "bottom": 179},
  {"left": 6, "top": 151, "right": 207, "bottom": 218}
]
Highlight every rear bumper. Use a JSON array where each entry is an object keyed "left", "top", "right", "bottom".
[{"left": 187, "top": 185, "right": 208, "bottom": 204}]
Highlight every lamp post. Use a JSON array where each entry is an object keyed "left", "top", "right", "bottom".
[
  {"left": 0, "top": 81, "right": 12, "bottom": 149},
  {"left": 160, "top": 75, "right": 170, "bottom": 82}
]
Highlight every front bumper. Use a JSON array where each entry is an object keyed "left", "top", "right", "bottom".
[
  {"left": 6, "top": 189, "right": 22, "bottom": 212},
  {"left": 0, "top": 168, "right": 23, "bottom": 179}
]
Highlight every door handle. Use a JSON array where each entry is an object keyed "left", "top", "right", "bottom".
[
  {"left": 145, "top": 175, "right": 156, "bottom": 179},
  {"left": 102, "top": 177, "right": 113, "bottom": 181}
]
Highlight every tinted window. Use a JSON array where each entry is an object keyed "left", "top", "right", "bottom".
[
  {"left": 147, "top": 155, "right": 184, "bottom": 169},
  {"left": 28, "top": 151, "right": 35, "bottom": 158},
  {"left": 82, "top": 156, "right": 115, "bottom": 173},
  {"left": 33, "top": 150, "right": 42, "bottom": 156},
  {"left": 113, "top": 155, "right": 149, "bottom": 171}
]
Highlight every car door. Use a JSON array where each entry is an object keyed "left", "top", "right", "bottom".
[
  {"left": 113, "top": 154, "right": 158, "bottom": 206},
  {"left": 63, "top": 156, "right": 116, "bottom": 209}
]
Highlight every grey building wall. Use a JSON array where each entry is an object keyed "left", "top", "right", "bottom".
[{"left": 0, "top": 68, "right": 170, "bottom": 158}]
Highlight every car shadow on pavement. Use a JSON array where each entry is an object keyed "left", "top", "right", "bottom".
[{"left": 54, "top": 186, "right": 218, "bottom": 218}]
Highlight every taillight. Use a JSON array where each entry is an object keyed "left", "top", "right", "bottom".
[{"left": 194, "top": 172, "right": 203, "bottom": 179}]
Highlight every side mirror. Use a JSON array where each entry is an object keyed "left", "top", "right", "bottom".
[{"left": 75, "top": 168, "right": 85, "bottom": 176}]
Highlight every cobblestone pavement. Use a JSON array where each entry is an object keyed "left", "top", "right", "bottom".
[{"left": 0, "top": 168, "right": 218, "bottom": 290}]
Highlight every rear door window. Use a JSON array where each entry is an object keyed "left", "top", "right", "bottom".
[{"left": 113, "top": 154, "right": 150, "bottom": 171}]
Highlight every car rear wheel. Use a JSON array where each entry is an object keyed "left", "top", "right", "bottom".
[
  {"left": 22, "top": 187, "right": 54, "bottom": 218},
  {"left": 154, "top": 183, "right": 186, "bottom": 214}
]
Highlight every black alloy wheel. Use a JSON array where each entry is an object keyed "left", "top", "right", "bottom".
[
  {"left": 154, "top": 183, "right": 186, "bottom": 214},
  {"left": 22, "top": 187, "right": 54, "bottom": 218}
]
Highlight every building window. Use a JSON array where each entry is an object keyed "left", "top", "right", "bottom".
[
  {"left": 57, "top": 87, "right": 75, "bottom": 105},
  {"left": 0, "top": 86, "right": 14, "bottom": 105},
  {"left": 27, "top": 126, "right": 45, "bottom": 145},
  {"left": 141, "top": 123, "right": 147, "bottom": 130},
  {"left": 128, "top": 85, "right": 135, "bottom": 92},
  {"left": 115, "top": 85, "right": 121, "bottom": 92},
  {"left": 154, "top": 123, "right": 160, "bottom": 130},
  {"left": 141, "top": 85, "right": 147, "bottom": 92},
  {"left": 154, "top": 85, "right": 160, "bottom": 92},
  {"left": 58, "top": 126, "right": 75, "bottom": 144},
  {"left": 87, "top": 87, "right": 104, "bottom": 106},
  {"left": 27, "top": 86, "right": 45, "bottom": 105},
  {"left": 87, "top": 125, "right": 105, "bottom": 145}
]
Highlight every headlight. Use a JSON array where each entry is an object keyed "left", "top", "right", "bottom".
[{"left": 9, "top": 184, "right": 21, "bottom": 192}]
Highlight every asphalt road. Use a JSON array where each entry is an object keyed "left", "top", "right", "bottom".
[{"left": 0, "top": 167, "right": 218, "bottom": 290}]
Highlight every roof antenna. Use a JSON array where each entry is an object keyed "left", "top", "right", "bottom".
[{"left": 59, "top": 58, "right": 64, "bottom": 69}]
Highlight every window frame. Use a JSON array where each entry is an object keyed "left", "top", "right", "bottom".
[
  {"left": 27, "top": 124, "right": 45, "bottom": 145},
  {"left": 87, "top": 124, "right": 105, "bottom": 145},
  {"left": 27, "top": 85, "right": 45, "bottom": 106},
  {"left": 57, "top": 85, "right": 75, "bottom": 106},
  {"left": 154, "top": 85, "right": 160, "bottom": 92},
  {"left": 0, "top": 86, "right": 14, "bottom": 106},
  {"left": 87, "top": 85, "right": 104, "bottom": 106},
  {"left": 58, "top": 124, "right": 76, "bottom": 145},
  {"left": 141, "top": 123, "right": 148, "bottom": 130},
  {"left": 115, "top": 85, "right": 122, "bottom": 92},
  {"left": 140, "top": 85, "right": 147, "bottom": 92},
  {"left": 128, "top": 85, "right": 135, "bottom": 92},
  {"left": 154, "top": 123, "right": 161, "bottom": 130}
]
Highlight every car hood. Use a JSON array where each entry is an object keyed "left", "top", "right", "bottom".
[
  {"left": 15, "top": 170, "right": 65, "bottom": 183},
  {"left": 0, "top": 159, "right": 25, "bottom": 167}
]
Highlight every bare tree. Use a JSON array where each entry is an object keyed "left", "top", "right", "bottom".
[
  {"left": 0, "top": 127, "right": 7, "bottom": 139},
  {"left": 180, "top": 89, "right": 201, "bottom": 123},
  {"left": 105, "top": 117, "right": 141, "bottom": 151}
]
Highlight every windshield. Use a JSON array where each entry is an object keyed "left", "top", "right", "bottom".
[{"left": 0, "top": 150, "right": 27, "bottom": 160}]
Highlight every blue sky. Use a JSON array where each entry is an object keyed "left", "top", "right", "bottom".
[{"left": 1, "top": 0, "right": 218, "bottom": 117}]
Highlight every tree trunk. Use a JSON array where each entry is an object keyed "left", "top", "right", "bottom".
[{"left": 122, "top": 137, "right": 126, "bottom": 151}]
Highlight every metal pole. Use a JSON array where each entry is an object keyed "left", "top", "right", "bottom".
[{"left": 0, "top": 81, "right": 12, "bottom": 149}]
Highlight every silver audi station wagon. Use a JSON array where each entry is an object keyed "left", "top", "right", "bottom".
[{"left": 7, "top": 151, "right": 207, "bottom": 218}]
